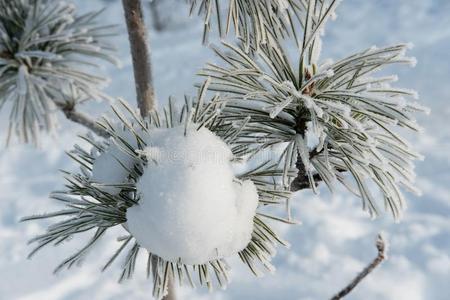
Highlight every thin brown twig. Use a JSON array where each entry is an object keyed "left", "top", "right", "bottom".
[{"left": 330, "top": 234, "right": 388, "bottom": 300}]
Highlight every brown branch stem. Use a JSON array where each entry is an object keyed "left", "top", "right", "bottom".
[
  {"left": 290, "top": 138, "right": 329, "bottom": 191},
  {"left": 291, "top": 173, "right": 322, "bottom": 191},
  {"left": 289, "top": 111, "right": 344, "bottom": 192},
  {"left": 122, "top": 0, "right": 155, "bottom": 117},
  {"left": 330, "top": 234, "right": 387, "bottom": 300}
]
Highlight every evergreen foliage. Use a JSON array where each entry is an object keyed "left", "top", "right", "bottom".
[
  {"left": 16, "top": 0, "right": 429, "bottom": 299},
  {"left": 188, "top": 0, "right": 305, "bottom": 49},
  {"left": 23, "top": 95, "right": 292, "bottom": 298},
  {"left": 201, "top": 0, "right": 428, "bottom": 218},
  {"left": 0, "top": 0, "right": 117, "bottom": 144}
]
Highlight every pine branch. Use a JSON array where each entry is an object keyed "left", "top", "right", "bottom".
[
  {"left": 330, "top": 234, "right": 387, "bottom": 300},
  {"left": 26, "top": 99, "right": 288, "bottom": 297},
  {"left": 122, "top": 0, "right": 156, "bottom": 117},
  {"left": 205, "top": 36, "right": 426, "bottom": 218},
  {"left": 0, "top": 1, "right": 118, "bottom": 144},
  {"left": 58, "top": 103, "right": 110, "bottom": 138}
]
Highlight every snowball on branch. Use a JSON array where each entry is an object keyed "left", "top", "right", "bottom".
[{"left": 126, "top": 126, "right": 258, "bottom": 265}]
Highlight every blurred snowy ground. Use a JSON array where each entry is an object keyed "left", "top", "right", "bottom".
[{"left": 0, "top": 0, "right": 449, "bottom": 299}]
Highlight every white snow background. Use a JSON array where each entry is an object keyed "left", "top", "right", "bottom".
[{"left": 0, "top": 0, "right": 449, "bottom": 299}]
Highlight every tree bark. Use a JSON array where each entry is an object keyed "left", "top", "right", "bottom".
[{"left": 122, "top": 0, "right": 155, "bottom": 117}]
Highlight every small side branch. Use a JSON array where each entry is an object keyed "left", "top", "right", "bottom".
[
  {"left": 330, "top": 234, "right": 387, "bottom": 300},
  {"left": 122, "top": 0, "right": 155, "bottom": 117},
  {"left": 59, "top": 104, "right": 109, "bottom": 138}
]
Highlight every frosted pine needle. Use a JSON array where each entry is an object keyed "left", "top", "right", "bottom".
[
  {"left": 23, "top": 96, "right": 292, "bottom": 299},
  {"left": 188, "top": 0, "right": 306, "bottom": 50},
  {"left": 0, "top": 0, "right": 118, "bottom": 144},
  {"left": 201, "top": 0, "right": 428, "bottom": 219}
]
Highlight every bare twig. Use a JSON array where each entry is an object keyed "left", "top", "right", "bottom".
[
  {"left": 122, "top": 0, "right": 155, "bottom": 117},
  {"left": 59, "top": 104, "right": 110, "bottom": 138},
  {"left": 330, "top": 234, "right": 388, "bottom": 300}
]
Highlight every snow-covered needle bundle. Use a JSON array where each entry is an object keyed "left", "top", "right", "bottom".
[
  {"left": 188, "top": 0, "right": 305, "bottom": 50},
  {"left": 0, "top": 0, "right": 117, "bottom": 144},
  {"left": 23, "top": 88, "right": 293, "bottom": 299},
  {"left": 201, "top": 0, "right": 429, "bottom": 219}
]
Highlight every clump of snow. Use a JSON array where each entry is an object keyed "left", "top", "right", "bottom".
[
  {"left": 305, "top": 121, "right": 321, "bottom": 150},
  {"left": 126, "top": 125, "right": 259, "bottom": 265},
  {"left": 90, "top": 127, "right": 140, "bottom": 195}
]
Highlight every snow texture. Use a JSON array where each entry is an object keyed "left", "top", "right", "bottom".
[{"left": 127, "top": 126, "right": 258, "bottom": 265}]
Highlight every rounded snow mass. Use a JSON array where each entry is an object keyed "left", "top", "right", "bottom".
[{"left": 122, "top": 126, "right": 259, "bottom": 265}]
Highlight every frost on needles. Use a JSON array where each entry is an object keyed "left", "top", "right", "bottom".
[
  {"left": 24, "top": 98, "right": 291, "bottom": 299},
  {"left": 0, "top": 0, "right": 117, "bottom": 144},
  {"left": 20, "top": 0, "right": 429, "bottom": 299},
  {"left": 203, "top": 0, "right": 429, "bottom": 219},
  {"left": 91, "top": 117, "right": 260, "bottom": 265}
]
